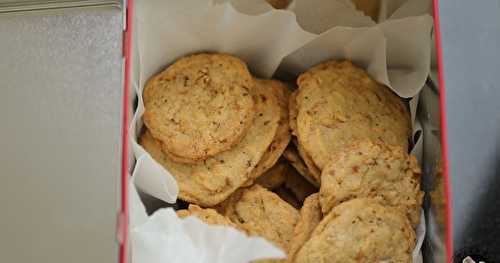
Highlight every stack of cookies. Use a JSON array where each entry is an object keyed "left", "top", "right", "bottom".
[
  {"left": 287, "top": 60, "right": 423, "bottom": 262},
  {"left": 139, "top": 53, "right": 423, "bottom": 262}
]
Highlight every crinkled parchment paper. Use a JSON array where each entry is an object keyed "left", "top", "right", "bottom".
[{"left": 129, "top": 0, "right": 433, "bottom": 262}]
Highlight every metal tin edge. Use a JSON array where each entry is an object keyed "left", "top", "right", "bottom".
[{"left": 0, "top": 0, "right": 120, "bottom": 13}]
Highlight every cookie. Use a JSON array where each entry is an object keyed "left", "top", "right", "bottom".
[
  {"left": 274, "top": 186, "right": 301, "bottom": 209},
  {"left": 288, "top": 193, "right": 322, "bottom": 262},
  {"left": 295, "top": 198, "right": 415, "bottom": 263},
  {"left": 319, "top": 140, "right": 423, "bottom": 226},
  {"left": 293, "top": 139, "right": 321, "bottom": 182},
  {"left": 177, "top": 204, "right": 236, "bottom": 227},
  {"left": 295, "top": 60, "right": 411, "bottom": 170},
  {"left": 283, "top": 146, "right": 319, "bottom": 187},
  {"left": 284, "top": 167, "right": 317, "bottom": 203},
  {"left": 216, "top": 185, "right": 300, "bottom": 257},
  {"left": 256, "top": 161, "right": 288, "bottom": 190},
  {"left": 143, "top": 53, "right": 255, "bottom": 163},
  {"left": 140, "top": 81, "right": 280, "bottom": 206},
  {"left": 247, "top": 79, "right": 291, "bottom": 182},
  {"left": 289, "top": 90, "right": 298, "bottom": 136}
]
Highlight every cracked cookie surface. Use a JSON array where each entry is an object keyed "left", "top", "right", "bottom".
[
  {"left": 140, "top": 81, "right": 279, "bottom": 206},
  {"left": 296, "top": 60, "right": 411, "bottom": 170},
  {"left": 295, "top": 199, "right": 415, "bottom": 263},
  {"left": 319, "top": 140, "right": 423, "bottom": 226},
  {"left": 143, "top": 53, "right": 255, "bottom": 163},
  {"left": 216, "top": 185, "right": 300, "bottom": 260}
]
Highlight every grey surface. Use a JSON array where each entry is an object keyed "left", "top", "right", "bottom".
[
  {"left": 438, "top": 0, "right": 500, "bottom": 261},
  {"left": 0, "top": 5, "right": 123, "bottom": 263}
]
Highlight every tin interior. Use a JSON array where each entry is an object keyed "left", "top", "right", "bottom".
[
  {"left": 420, "top": 80, "right": 448, "bottom": 263},
  {"left": 0, "top": 2, "right": 123, "bottom": 263},
  {"left": 128, "top": 1, "right": 449, "bottom": 262}
]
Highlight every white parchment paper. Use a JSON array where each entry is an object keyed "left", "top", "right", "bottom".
[
  {"left": 129, "top": 0, "right": 433, "bottom": 262},
  {"left": 129, "top": 175, "right": 285, "bottom": 263}
]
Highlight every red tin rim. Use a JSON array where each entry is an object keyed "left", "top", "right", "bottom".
[
  {"left": 432, "top": 0, "right": 453, "bottom": 262},
  {"left": 119, "top": 0, "right": 133, "bottom": 262},
  {"left": 119, "top": 1, "right": 454, "bottom": 262}
]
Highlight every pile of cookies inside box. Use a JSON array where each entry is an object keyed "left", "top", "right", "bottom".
[{"left": 139, "top": 53, "right": 423, "bottom": 262}]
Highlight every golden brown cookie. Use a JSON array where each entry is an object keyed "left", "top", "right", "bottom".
[
  {"left": 283, "top": 146, "right": 319, "bottom": 187},
  {"left": 293, "top": 139, "right": 321, "bottom": 182},
  {"left": 177, "top": 204, "right": 236, "bottom": 227},
  {"left": 295, "top": 198, "right": 416, "bottom": 263},
  {"left": 288, "top": 193, "right": 322, "bottom": 262},
  {"left": 177, "top": 205, "right": 286, "bottom": 263},
  {"left": 256, "top": 161, "right": 288, "bottom": 190},
  {"left": 319, "top": 140, "right": 423, "bottom": 226},
  {"left": 295, "top": 60, "right": 411, "bottom": 170},
  {"left": 284, "top": 167, "right": 317, "bottom": 203},
  {"left": 247, "top": 79, "right": 291, "bottom": 182},
  {"left": 216, "top": 185, "right": 300, "bottom": 257},
  {"left": 143, "top": 53, "right": 255, "bottom": 163},
  {"left": 289, "top": 90, "right": 298, "bottom": 136},
  {"left": 140, "top": 82, "right": 280, "bottom": 206}
]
